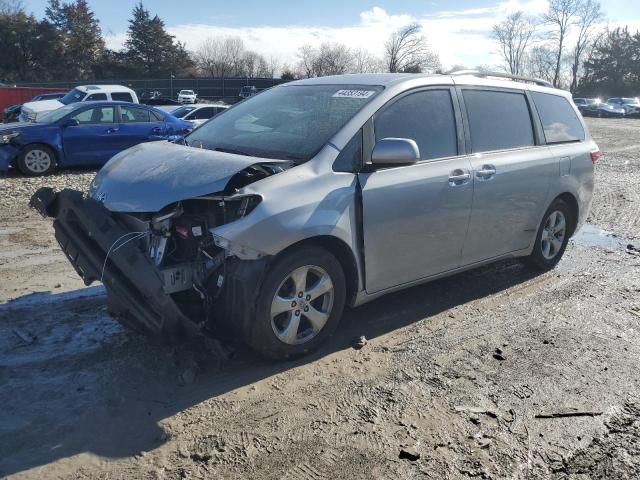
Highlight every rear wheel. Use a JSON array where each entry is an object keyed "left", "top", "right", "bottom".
[
  {"left": 524, "top": 199, "right": 573, "bottom": 270},
  {"left": 17, "top": 144, "right": 56, "bottom": 176},
  {"left": 245, "top": 245, "right": 346, "bottom": 360}
]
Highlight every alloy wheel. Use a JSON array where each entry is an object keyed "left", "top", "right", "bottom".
[
  {"left": 540, "top": 210, "right": 566, "bottom": 260},
  {"left": 270, "top": 265, "right": 334, "bottom": 345}
]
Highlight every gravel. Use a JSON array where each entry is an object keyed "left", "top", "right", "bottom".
[{"left": 0, "top": 169, "right": 95, "bottom": 214}]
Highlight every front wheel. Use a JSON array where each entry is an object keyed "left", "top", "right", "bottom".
[
  {"left": 245, "top": 245, "right": 346, "bottom": 360},
  {"left": 524, "top": 199, "right": 573, "bottom": 270},
  {"left": 17, "top": 144, "right": 56, "bottom": 176}
]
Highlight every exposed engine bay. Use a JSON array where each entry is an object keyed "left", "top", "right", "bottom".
[{"left": 30, "top": 161, "right": 291, "bottom": 339}]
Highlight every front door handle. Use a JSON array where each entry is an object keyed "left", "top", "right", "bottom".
[
  {"left": 106, "top": 127, "right": 119, "bottom": 134},
  {"left": 476, "top": 164, "right": 497, "bottom": 180},
  {"left": 449, "top": 169, "right": 471, "bottom": 186},
  {"left": 152, "top": 127, "right": 162, "bottom": 133}
]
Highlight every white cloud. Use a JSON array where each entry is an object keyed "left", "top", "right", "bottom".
[{"left": 100, "top": 2, "right": 566, "bottom": 72}]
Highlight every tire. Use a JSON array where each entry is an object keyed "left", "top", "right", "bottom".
[
  {"left": 17, "top": 144, "right": 56, "bottom": 176},
  {"left": 245, "top": 245, "right": 346, "bottom": 360},
  {"left": 524, "top": 198, "right": 573, "bottom": 270}
]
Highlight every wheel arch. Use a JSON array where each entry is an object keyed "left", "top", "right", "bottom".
[
  {"left": 555, "top": 192, "right": 579, "bottom": 237},
  {"left": 272, "top": 235, "right": 360, "bottom": 305}
]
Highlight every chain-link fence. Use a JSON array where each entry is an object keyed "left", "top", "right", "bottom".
[{"left": 16, "top": 77, "right": 287, "bottom": 103}]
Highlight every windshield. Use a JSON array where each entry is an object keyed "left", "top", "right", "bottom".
[
  {"left": 171, "top": 106, "right": 197, "bottom": 118},
  {"left": 59, "top": 88, "right": 86, "bottom": 105},
  {"left": 180, "top": 90, "right": 194, "bottom": 95},
  {"left": 185, "top": 84, "right": 383, "bottom": 162},
  {"left": 37, "top": 104, "right": 79, "bottom": 123}
]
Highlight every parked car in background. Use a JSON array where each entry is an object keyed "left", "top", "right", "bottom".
[
  {"left": 1, "top": 101, "right": 191, "bottom": 175},
  {"left": 31, "top": 72, "right": 597, "bottom": 359},
  {"left": 170, "top": 103, "right": 229, "bottom": 126},
  {"left": 572, "top": 97, "right": 600, "bottom": 112},
  {"left": 3, "top": 92, "right": 68, "bottom": 123},
  {"left": 607, "top": 97, "right": 640, "bottom": 115},
  {"left": 177, "top": 90, "right": 197, "bottom": 104},
  {"left": 581, "top": 102, "right": 626, "bottom": 118},
  {"left": 20, "top": 85, "right": 139, "bottom": 123},
  {"left": 239, "top": 85, "right": 258, "bottom": 99}
]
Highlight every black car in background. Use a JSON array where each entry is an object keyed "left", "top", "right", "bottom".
[
  {"left": 581, "top": 102, "right": 626, "bottom": 118},
  {"left": 3, "top": 92, "right": 67, "bottom": 123}
]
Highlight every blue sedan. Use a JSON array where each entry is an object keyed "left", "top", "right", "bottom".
[{"left": 0, "top": 101, "right": 193, "bottom": 176}]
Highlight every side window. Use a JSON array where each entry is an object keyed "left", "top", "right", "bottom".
[
  {"left": 151, "top": 110, "right": 165, "bottom": 122},
  {"left": 70, "top": 107, "right": 115, "bottom": 124},
  {"left": 333, "top": 129, "right": 362, "bottom": 172},
  {"left": 462, "top": 90, "right": 534, "bottom": 152},
  {"left": 192, "top": 107, "right": 215, "bottom": 120},
  {"left": 120, "top": 106, "right": 151, "bottom": 123},
  {"left": 111, "top": 92, "right": 134, "bottom": 102},
  {"left": 374, "top": 89, "right": 458, "bottom": 161},
  {"left": 85, "top": 93, "right": 107, "bottom": 101},
  {"left": 531, "top": 92, "right": 585, "bottom": 144}
]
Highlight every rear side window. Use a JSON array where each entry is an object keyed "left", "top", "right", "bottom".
[
  {"left": 111, "top": 92, "right": 134, "bottom": 102},
  {"left": 151, "top": 110, "right": 165, "bottom": 122},
  {"left": 531, "top": 92, "right": 585, "bottom": 144},
  {"left": 192, "top": 107, "right": 215, "bottom": 120},
  {"left": 120, "top": 106, "right": 151, "bottom": 123},
  {"left": 374, "top": 89, "right": 458, "bottom": 161},
  {"left": 462, "top": 90, "right": 534, "bottom": 152},
  {"left": 86, "top": 93, "right": 107, "bottom": 101}
]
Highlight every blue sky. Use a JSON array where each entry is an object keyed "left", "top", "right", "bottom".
[{"left": 21, "top": 0, "right": 640, "bottom": 69}]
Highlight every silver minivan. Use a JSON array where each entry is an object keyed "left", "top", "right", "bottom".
[{"left": 32, "top": 72, "right": 598, "bottom": 359}]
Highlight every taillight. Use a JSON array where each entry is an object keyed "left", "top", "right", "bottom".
[{"left": 590, "top": 150, "right": 601, "bottom": 163}]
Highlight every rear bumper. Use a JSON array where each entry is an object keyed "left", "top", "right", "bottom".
[{"left": 30, "top": 187, "right": 189, "bottom": 338}]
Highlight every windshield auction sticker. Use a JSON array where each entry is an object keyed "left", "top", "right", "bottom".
[{"left": 332, "top": 90, "right": 376, "bottom": 99}]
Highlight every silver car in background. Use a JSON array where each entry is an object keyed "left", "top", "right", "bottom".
[{"left": 31, "top": 72, "right": 598, "bottom": 359}]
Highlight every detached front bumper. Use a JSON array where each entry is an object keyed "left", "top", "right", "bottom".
[
  {"left": 30, "top": 188, "right": 271, "bottom": 342},
  {"left": 30, "top": 188, "right": 190, "bottom": 338}
]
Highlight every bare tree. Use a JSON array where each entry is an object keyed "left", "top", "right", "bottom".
[
  {"left": 492, "top": 11, "right": 537, "bottom": 75},
  {"left": 194, "top": 36, "right": 245, "bottom": 77},
  {"left": 384, "top": 23, "right": 440, "bottom": 73},
  {"left": 352, "top": 48, "right": 383, "bottom": 73},
  {"left": 297, "top": 42, "right": 354, "bottom": 77},
  {"left": 569, "top": 0, "right": 603, "bottom": 92},
  {"left": 524, "top": 45, "right": 558, "bottom": 83},
  {"left": 0, "top": 0, "right": 23, "bottom": 16},
  {"left": 543, "top": 0, "right": 582, "bottom": 87},
  {"left": 267, "top": 55, "right": 280, "bottom": 78}
]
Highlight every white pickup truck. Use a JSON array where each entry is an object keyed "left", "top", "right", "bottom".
[{"left": 20, "top": 85, "right": 139, "bottom": 123}]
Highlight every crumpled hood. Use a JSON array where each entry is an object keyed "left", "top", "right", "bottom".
[{"left": 89, "top": 141, "right": 264, "bottom": 213}]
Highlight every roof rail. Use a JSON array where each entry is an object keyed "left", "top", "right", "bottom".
[{"left": 449, "top": 70, "right": 553, "bottom": 88}]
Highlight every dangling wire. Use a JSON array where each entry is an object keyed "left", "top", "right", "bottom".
[{"left": 100, "top": 231, "right": 148, "bottom": 283}]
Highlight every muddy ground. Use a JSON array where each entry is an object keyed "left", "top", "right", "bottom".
[{"left": 1, "top": 118, "right": 640, "bottom": 479}]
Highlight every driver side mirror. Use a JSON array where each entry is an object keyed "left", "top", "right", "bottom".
[
  {"left": 371, "top": 138, "right": 420, "bottom": 166},
  {"left": 62, "top": 118, "right": 80, "bottom": 128}
]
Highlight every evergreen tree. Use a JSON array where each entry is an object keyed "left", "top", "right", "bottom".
[
  {"left": 45, "top": 0, "right": 104, "bottom": 80},
  {"left": 124, "top": 2, "right": 193, "bottom": 78}
]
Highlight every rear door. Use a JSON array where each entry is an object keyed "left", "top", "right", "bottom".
[
  {"left": 117, "top": 105, "right": 167, "bottom": 149},
  {"left": 457, "top": 87, "right": 556, "bottom": 264},
  {"left": 62, "top": 105, "right": 119, "bottom": 166},
  {"left": 358, "top": 87, "right": 474, "bottom": 293}
]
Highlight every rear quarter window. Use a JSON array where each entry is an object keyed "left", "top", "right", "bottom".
[{"left": 531, "top": 92, "right": 585, "bottom": 144}]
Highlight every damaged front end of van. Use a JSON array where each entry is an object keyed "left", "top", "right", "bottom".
[{"left": 30, "top": 141, "right": 294, "bottom": 341}]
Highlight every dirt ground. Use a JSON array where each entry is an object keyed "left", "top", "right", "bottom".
[{"left": 1, "top": 118, "right": 640, "bottom": 479}]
